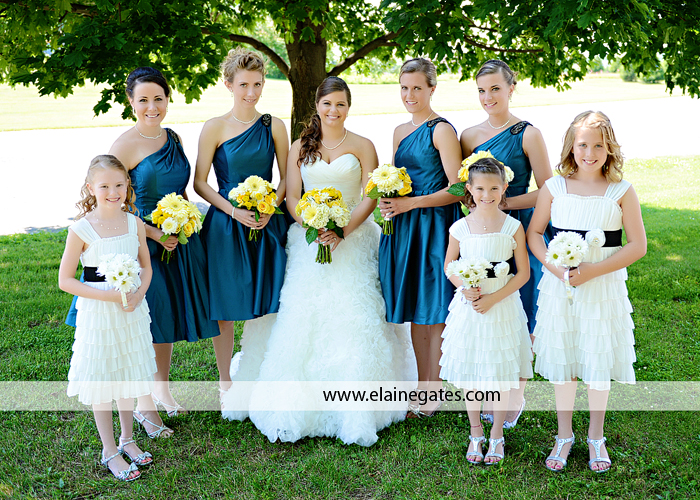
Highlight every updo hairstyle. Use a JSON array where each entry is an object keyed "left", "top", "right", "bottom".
[
  {"left": 464, "top": 157, "right": 509, "bottom": 209},
  {"left": 475, "top": 59, "right": 518, "bottom": 88},
  {"left": 125, "top": 67, "right": 171, "bottom": 99},
  {"left": 399, "top": 58, "right": 438, "bottom": 87},
  {"left": 221, "top": 48, "right": 266, "bottom": 82}
]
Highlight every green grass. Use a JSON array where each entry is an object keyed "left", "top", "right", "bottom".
[
  {"left": 0, "top": 156, "right": 698, "bottom": 498},
  {"left": 0, "top": 73, "right": 677, "bottom": 131}
]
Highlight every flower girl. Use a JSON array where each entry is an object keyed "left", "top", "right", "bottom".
[
  {"left": 440, "top": 157, "right": 532, "bottom": 464},
  {"left": 58, "top": 155, "right": 157, "bottom": 481},
  {"left": 527, "top": 111, "right": 646, "bottom": 472}
]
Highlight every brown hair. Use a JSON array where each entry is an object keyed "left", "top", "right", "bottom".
[
  {"left": 298, "top": 77, "right": 352, "bottom": 167},
  {"left": 475, "top": 59, "right": 518, "bottom": 87},
  {"left": 557, "top": 111, "right": 624, "bottom": 182},
  {"left": 76, "top": 155, "right": 137, "bottom": 219},
  {"left": 464, "top": 157, "right": 509, "bottom": 209},
  {"left": 221, "top": 48, "right": 266, "bottom": 82},
  {"left": 399, "top": 58, "right": 437, "bottom": 87}
]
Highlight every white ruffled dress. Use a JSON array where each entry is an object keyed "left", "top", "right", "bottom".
[
  {"left": 66, "top": 214, "right": 155, "bottom": 405},
  {"left": 222, "top": 154, "right": 416, "bottom": 447},
  {"left": 533, "top": 176, "right": 636, "bottom": 391},
  {"left": 439, "top": 216, "right": 533, "bottom": 392}
]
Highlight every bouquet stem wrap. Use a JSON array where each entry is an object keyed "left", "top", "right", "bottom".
[{"left": 365, "top": 164, "right": 413, "bottom": 236}]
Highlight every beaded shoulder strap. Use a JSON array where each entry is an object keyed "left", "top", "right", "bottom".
[{"left": 262, "top": 114, "right": 272, "bottom": 127}]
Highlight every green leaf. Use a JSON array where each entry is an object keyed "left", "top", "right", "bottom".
[
  {"left": 274, "top": 207, "right": 284, "bottom": 214},
  {"left": 230, "top": 200, "right": 240, "bottom": 208},
  {"left": 305, "top": 228, "right": 318, "bottom": 245},
  {"left": 159, "top": 234, "right": 169, "bottom": 243},
  {"left": 367, "top": 186, "right": 381, "bottom": 199},
  {"left": 447, "top": 183, "right": 466, "bottom": 197},
  {"left": 333, "top": 227, "right": 345, "bottom": 239},
  {"left": 177, "top": 231, "right": 188, "bottom": 245}
]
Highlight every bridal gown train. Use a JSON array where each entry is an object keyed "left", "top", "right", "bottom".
[{"left": 222, "top": 153, "right": 417, "bottom": 447}]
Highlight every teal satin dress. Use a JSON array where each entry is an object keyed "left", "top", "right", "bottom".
[
  {"left": 474, "top": 121, "right": 552, "bottom": 333},
  {"left": 378, "top": 118, "right": 462, "bottom": 325},
  {"left": 67, "top": 129, "right": 220, "bottom": 344},
  {"left": 201, "top": 114, "right": 288, "bottom": 321}
]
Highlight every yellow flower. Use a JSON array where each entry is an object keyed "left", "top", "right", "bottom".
[
  {"left": 254, "top": 192, "right": 264, "bottom": 201},
  {"left": 461, "top": 150, "right": 495, "bottom": 169},
  {"left": 161, "top": 193, "right": 184, "bottom": 214},
  {"left": 365, "top": 179, "right": 377, "bottom": 194},
  {"left": 243, "top": 175, "right": 268, "bottom": 196},
  {"left": 398, "top": 185, "right": 412, "bottom": 196},
  {"left": 264, "top": 194, "right": 275, "bottom": 205},
  {"left": 302, "top": 204, "right": 318, "bottom": 223},
  {"left": 458, "top": 165, "right": 469, "bottom": 183},
  {"left": 183, "top": 222, "right": 194, "bottom": 237},
  {"left": 258, "top": 201, "right": 271, "bottom": 214}
]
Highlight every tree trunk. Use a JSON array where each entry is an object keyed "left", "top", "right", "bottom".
[{"left": 286, "top": 18, "right": 327, "bottom": 141}]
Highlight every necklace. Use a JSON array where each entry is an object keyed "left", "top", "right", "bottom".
[
  {"left": 231, "top": 111, "right": 258, "bottom": 124},
  {"left": 321, "top": 129, "right": 348, "bottom": 150},
  {"left": 135, "top": 125, "right": 162, "bottom": 140},
  {"left": 411, "top": 111, "right": 435, "bottom": 127},
  {"left": 95, "top": 214, "right": 125, "bottom": 231},
  {"left": 487, "top": 116, "right": 512, "bottom": 130}
]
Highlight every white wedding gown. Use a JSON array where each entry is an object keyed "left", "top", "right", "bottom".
[{"left": 222, "top": 153, "right": 416, "bottom": 446}]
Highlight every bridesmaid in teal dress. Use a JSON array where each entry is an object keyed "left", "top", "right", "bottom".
[
  {"left": 194, "top": 49, "right": 289, "bottom": 403},
  {"left": 460, "top": 59, "right": 553, "bottom": 427},
  {"left": 378, "top": 58, "right": 462, "bottom": 418}
]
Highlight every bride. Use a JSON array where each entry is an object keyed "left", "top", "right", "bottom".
[{"left": 221, "top": 76, "right": 416, "bottom": 446}]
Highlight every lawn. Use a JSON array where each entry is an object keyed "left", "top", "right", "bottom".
[
  {"left": 0, "top": 73, "right": 678, "bottom": 131},
  {"left": 0, "top": 156, "right": 698, "bottom": 499}
]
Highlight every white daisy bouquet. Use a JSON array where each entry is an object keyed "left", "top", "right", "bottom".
[
  {"left": 545, "top": 231, "right": 589, "bottom": 304},
  {"left": 295, "top": 187, "right": 350, "bottom": 264},
  {"left": 97, "top": 253, "right": 141, "bottom": 308},
  {"left": 228, "top": 175, "right": 283, "bottom": 242},
  {"left": 446, "top": 256, "right": 493, "bottom": 289},
  {"left": 146, "top": 193, "right": 203, "bottom": 263},
  {"left": 365, "top": 164, "right": 412, "bottom": 235},
  {"left": 447, "top": 150, "right": 515, "bottom": 197}
]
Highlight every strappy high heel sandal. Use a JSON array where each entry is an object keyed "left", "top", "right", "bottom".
[
  {"left": 134, "top": 409, "right": 173, "bottom": 439},
  {"left": 101, "top": 451, "right": 140, "bottom": 482},
  {"left": 466, "top": 426, "right": 486, "bottom": 465},
  {"left": 503, "top": 398, "right": 526, "bottom": 430},
  {"left": 485, "top": 437, "right": 505, "bottom": 465},
  {"left": 546, "top": 433, "right": 575, "bottom": 472},
  {"left": 152, "top": 393, "right": 186, "bottom": 417},
  {"left": 118, "top": 437, "right": 153, "bottom": 467},
  {"left": 587, "top": 436, "right": 612, "bottom": 473}
]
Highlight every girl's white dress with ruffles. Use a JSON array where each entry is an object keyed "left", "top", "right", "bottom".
[
  {"left": 67, "top": 214, "right": 155, "bottom": 405},
  {"left": 221, "top": 154, "right": 416, "bottom": 447},
  {"left": 439, "top": 216, "right": 533, "bottom": 392},
  {"left": 533, "top": 176, "right": 636, "bottom": 391}
]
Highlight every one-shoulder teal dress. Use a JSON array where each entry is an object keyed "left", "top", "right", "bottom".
[
  {"left": 66, "top": 129, "right": 220, "bottom": 344},
  {"left": 378, "top": 118, "right": 462, "bottom": 325},
  {"left": 474, "top": 121, "right": 552, "bottom": 332},
  {"left": 201, "top": 114, "right": 288, "bottom": 320}
]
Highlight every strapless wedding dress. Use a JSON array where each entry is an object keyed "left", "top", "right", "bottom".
[{"left": 222, "top": 153, "right": 416, "bottom": 446}]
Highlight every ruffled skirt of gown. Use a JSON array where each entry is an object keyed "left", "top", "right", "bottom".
[{"left": 222, "top": 220, "right": 417, "bottom": 447}]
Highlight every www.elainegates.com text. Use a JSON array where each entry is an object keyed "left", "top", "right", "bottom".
[{"left": 322, "top": 387, "right": 500, "bottom": 405}]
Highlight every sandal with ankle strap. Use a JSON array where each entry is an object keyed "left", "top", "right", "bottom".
[
  {"left": 134, "top": 409, "right": 173, "bottom": 439},
  {"left": 485, "top": 436, "right": 505, "bottom": 465},
  {"left": 466, "top": 434, "right": 486, "bottom": 464},
  {"left": 101, "top": 451, "right": 140, "bottom": 482},
  {"left": 152, "top": 393, "right": 186, "bottom": 417},
  {"left": 546, "top": 433, "right": 575, "bottom": 472},
  {"left": 587, "top": 436, "right": 612, "bottom": 473},
  {"left": 118, "top": 437, "right": 153, "bottom": 467},
  {"left": 503, "top": 398, "right": 526, "bottom": 430}
]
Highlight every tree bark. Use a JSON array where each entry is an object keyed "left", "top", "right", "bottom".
[{"left": 286, "top": 18, "right": 327, "bottom": 141}]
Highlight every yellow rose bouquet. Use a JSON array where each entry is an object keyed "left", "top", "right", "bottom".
[
  {"left": 295, "top": 187, "right": 351, "bottom": 264},
  {"left": 228, "top": 175, "right": 283, "bottom": 242},
  {"left": 146, "top": 193, "right": 203, "bottom": 263},
  {"left": 364, "top": 164, "right": 412, "bottom": 235}
]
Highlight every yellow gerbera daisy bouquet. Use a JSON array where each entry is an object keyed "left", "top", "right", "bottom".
[
  {"left": 228, "top": 175, "right": 283, "bottom": 242},
  {"left": 295, "top": 187, "right": 351, "bottom": 264},
  {"left": 365, "top": 164, "right": 412, "bottom": 235},
  {"left": 146, "top": 193, "right": 204, "bottom": 263}
]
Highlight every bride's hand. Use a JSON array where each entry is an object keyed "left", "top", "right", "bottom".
[
  {"left": 379, "top": 197, "right": 414, "bottom": 218},
  {"left": 233, "top": 207, "right": 267, "bottom": 230},
  {"left": 317, "top": 228, "right": 342, "bottom": 251}
]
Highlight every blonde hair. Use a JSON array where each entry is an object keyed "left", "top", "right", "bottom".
[
  {"left": 557, "top": 111, "right": 624, "bottom": 182},
  {"left": 399, "top": 58, "right": 437, "bottom": 87},
  {"left": 221, "top": 48, "right": 266, "bottom": 82},
  {"left": 464, "top": 157, "right": 508, "bottom": 209},
  {"left": 76, "top": 155, "right": 137, "bottom": 219},
  {"left": 475, "top": 59, "right": 518, "bottom": 87}
]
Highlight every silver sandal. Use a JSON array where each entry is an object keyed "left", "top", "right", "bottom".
[
  {"left": 485, "top": 436, "right": 505, "bottom": 465},
  {"left": 134, "top": 409, "right": 173, "bottom": 439},
  {"left": 101, "top": 451, "right": 139, "bottom": 481},
  {"left": 118, "top": 436, "right": 153, "bottom": 466},
  {"left": 546, "top": 433, "right": 575, "bottom": 472},
  {"left": 466, "top": 434, "right": 486, "bottom": 464},
  {"left": 587, "top": 436, "right": 612, "bottom": 473}
]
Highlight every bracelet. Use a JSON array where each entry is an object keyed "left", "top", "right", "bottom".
[{"left": 231, "top": 207, "right": 236, "bottom": 219}]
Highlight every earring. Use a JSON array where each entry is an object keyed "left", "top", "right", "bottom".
[{"left": 229, "top": 91, "right": 233, "bottom": 97}]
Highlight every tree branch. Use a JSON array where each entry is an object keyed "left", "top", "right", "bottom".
[
  {"left": 214, "top": 31, "right": 290, "bottom": 80},
  {"left": 327, "top": 27, "right": 406, "bottom": 77},
  {"left": 463, "top": 36, "right": 544, "bottom": 54}
]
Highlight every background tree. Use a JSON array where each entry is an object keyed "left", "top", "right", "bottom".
[{"left": 1, "top": 0, "right": 698, "bottom": 139}]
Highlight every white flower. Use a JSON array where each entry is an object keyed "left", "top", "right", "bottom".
[
  {"left": 243, "top": 175, "right": 269, "bottom": 196},
  {"left": 504, "top": 166, "right": 515, "bottom": 183},
  {"left": 329, "top": 205, "right": 350, "bottom": 227},
  {"left": 97, "top": 253, "right": 140, "bottom": 294},
  {"left": 546, "top": 231, "right": 588, "bottom": 268},
  {"left": 494, "top": 261, "right": 510, "bottom": 278},
  {"left": 585, "top": 228, "right": 606, "bottom": 248},
  {"left": 161, "top": 217, "right": 179, "bottom": 235},
  {"left": 371, "top": 164, "right": 402, "bottom": 193}
]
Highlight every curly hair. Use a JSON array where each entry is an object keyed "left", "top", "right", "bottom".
[
  {"left": 76, "top": 155, "right": 137, "bottom": 219},
  {"left": 464, "top": 157, "right": 509, "bottom": 209},
  {"left": 298, "top": 76, "right": 351, "bottom": 167},
  {"left": 557, "top": 111, "right": 624, "bottom": 182},
  {"left": 221, "top": 47, "right": 266, "bottom": 82}
]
